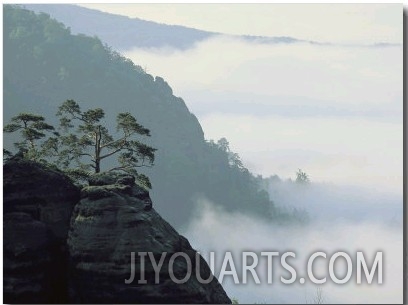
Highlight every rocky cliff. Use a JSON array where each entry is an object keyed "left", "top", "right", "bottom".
[
  {"left": 3, "top": 159, "right": 231, "bottom": 304},
  {"left": 3, "top": 157, "right": 80, "bottom": 303}
]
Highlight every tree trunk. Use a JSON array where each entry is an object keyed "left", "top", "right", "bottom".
[
  {"left": 95, "top": 130, "right": 100, "bottom": 173},
  {"left": 95, "top": 159, "right": 100, "bottom": 173}
]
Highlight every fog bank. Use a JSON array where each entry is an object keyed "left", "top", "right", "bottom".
[
  {"left": 124, "top": 37, "right": 402, "bottom": 193},
  {"left": 182, "top": 189, "right": 402, "bottom": 304}
]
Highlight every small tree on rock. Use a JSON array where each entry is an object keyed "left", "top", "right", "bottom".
[
  {"left": 56, "top": 100, "right": 156, "bottom": 188},
  {"left": 3, "top": 113, "right": 57, "bottom": 161}
]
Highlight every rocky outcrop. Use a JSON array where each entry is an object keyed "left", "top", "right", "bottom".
[
  {"left": 3, "top": 160, "right": 231, "bottom": 303},
  {"left": 68, "top": 172, "right": 231, "bottom": 304},
  {"left": 3, "top": 158, "right": 80, "bottom": 303},
  {"left": 4, "top": 157, "right": 80, "bottom": 239}
]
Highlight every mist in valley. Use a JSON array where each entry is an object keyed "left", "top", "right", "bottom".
[
  {"left": 4, "top": 5, "right": 402, "bottom": 303},
  {"left": 124, "top": 37, "right": 402, "bottom": 192},
  {"left": 182, "top": 185, "right": 402, "bottom": 304},
  {"left": 124, "top": 36, "right": 403, "bottom": 303}
]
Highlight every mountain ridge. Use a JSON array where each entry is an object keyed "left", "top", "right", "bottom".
[
  {"left": 22, "top": 4, "right": 402, "bottom": 53},
  {"left": 22, "top": 4, "right": 319, "bottom": 51}
]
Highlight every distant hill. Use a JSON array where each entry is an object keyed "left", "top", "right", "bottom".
[
  {"left": 23, "top": 4, "right": 307, "bottom": 51},
  {"left": 4, "top": 5, "right": 302, "bottom": 228},
  {"left": 22, "top": 4, "right": 216, "bottom": 50}
]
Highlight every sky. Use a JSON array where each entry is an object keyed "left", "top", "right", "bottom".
[
  {"left": 80, "top": 4, "right": 403, "bottom": 193},
  {"left": 80, "top": 3, "right": 403, "bottom": 44}
]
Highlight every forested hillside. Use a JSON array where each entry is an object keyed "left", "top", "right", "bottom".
[{"left": 3, "top": 5, "right": 289, "bottom": 228}]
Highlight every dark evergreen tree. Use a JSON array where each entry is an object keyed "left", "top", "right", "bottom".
[
  {"left": 3, "top": 112, "right": 56, "bottom": 161},
  {"left": 295, "top": 169, "right": 310, "bottom": 184},
  {"left": 55, "top": 99, "right": 156, "bottom": 188}
]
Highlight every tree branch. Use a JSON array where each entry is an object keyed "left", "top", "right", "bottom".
[
  {"left": 78, "top": 153, "right": 94, "bottom": 158},
  {"left": 99, "top": 147, "right": 123, "bottom": 160},
  {"left": 100, "top": 136, "right": 128, "bottom": 149},
  {"left": 134, "top": 163, "right": 154, "bottom": 168}
]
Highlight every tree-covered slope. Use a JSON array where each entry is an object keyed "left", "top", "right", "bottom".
[{"left": 4, "top": 5, "right": 275, "bottom": 228}]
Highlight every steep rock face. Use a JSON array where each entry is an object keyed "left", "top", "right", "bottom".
[
  {"left": 3, "top": 161, "right": 231, "bottom": 303},
  {"left": 4, "top": 157, "right": 80, "bottom": 239},
  {"left": 3, "top": 158, "right": 80, "bottom": 303},
  {"left": 68, "top": 173, "right": 231, "bottom": 304}
]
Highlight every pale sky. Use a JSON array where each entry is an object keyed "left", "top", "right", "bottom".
[{"left": 80, "top": 3, "right": 403, "bottom": 44}]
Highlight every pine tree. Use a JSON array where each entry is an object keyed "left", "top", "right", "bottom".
[
  {"left": 56, "top": 100, "right": 156, "bottom": 188},
  {"left": 3, "top": 113, "right": 56, "bottom": 161}
]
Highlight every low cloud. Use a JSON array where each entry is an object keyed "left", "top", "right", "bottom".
[
  {"left": 122, "top": 33, "right": 403, "bottom": 305},
  {"left": 182, "top": 189, "right": 402, "bottom": 304},
  {"left": 124, "top": 36, "right": 402, "bottom": 120},
  {"left": 124, "top": 37, "right": 402, "bottom": 192},
  {"left": 121, "top": 19, "right": 402, "bottom": 305},
  {"left": 201, "top": 113, "right": 402, "bottom": 193}
]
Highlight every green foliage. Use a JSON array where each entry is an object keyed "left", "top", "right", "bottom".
[
  {"left": 3, "top": 149, "right": 13, "bottom": 163},
  {"left": 135, "top": 173, "right": 152, "bottom": 189},
  {"left": 3, "top": 112, "right": 57, "bottom": 161},
  {"left": 62, "top": 168, "right": 91, "bottom": 187},
  {"left": 296, "top": 168, "right": 310, "bottom": 184},
  {"left": 2, "top": 101, "right": 155, "bottom": 189},
  {"left": 202, "top": 138, "right": 271, "bottom": 218},
  {"left": 54, "top": 100, "right": 156, "bottom": 187}
]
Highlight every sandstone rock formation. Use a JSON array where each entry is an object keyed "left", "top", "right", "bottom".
[
  {"left": 3, "top": 160, "right": 231, "bottom": 303},
  {"left": 4, "top": 157, "right": 80, "bottom": 239},
  {"left": 68, "top": 172, "right": 231, "bottom": 303},
  {"left": 3, "top": 158, "right": 80, "bottom": 303}
]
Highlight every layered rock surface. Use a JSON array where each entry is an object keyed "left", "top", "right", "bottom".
[
  {"left": 68, "top": 173, "right": 231, "bottom": 303},
  {"left": 4, "top": 157, "right": 80, "bottom": 239},
  {"left": 3, "top": 158, "right": 80, "bottom": 303},
  {"left": 3, "top": 160, "right": 231, "bottom": 304}
]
